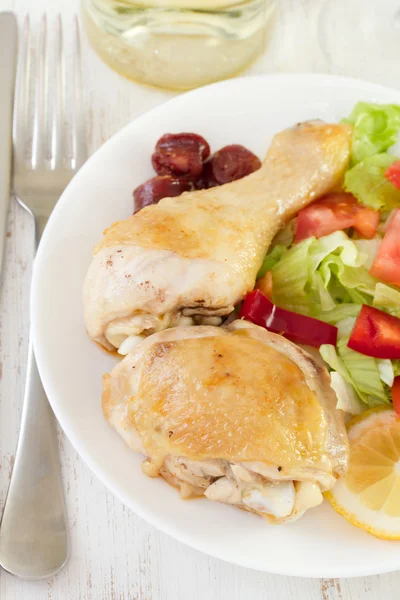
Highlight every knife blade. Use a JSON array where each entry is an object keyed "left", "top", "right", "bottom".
[{"left": 0, "top": 13, "right": 18, "bottom": 277}]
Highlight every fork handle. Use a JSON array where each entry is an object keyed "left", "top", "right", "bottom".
[
  {"left": 0, "top": 339, "right": 69, "bottom": 579},
  {"left": 0, "top": 14, "right": 17, "bottom": 275}
]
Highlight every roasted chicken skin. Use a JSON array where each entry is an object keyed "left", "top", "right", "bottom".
[
  {"left": 102, "top": 321, "right": 348, "bottom": 522},
  {"left": 84, "top": 121, "right": 351, "bottom": 350}
]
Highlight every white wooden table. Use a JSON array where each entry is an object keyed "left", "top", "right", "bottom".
[{"left": 1, "top": 1, "right": 399, "bottom": 598}]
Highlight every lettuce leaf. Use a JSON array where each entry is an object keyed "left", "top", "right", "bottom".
[
  {"left": 318, "top": 304, "right": 362, "bottom": 325},
  {"left": 337, "top": 338, "right": 390, "bottom": 406},
  {"left": 320, "top": 344, "right": 364, "bottom": 414},
  {"left": 377, "top": 359, "right": 395, "bottom": 387},
  {"left": 308, "top": 230, "right": 366, "bottom": 274},
  {"left": 270, "top": 231, "right": 374, "bottom": 318},
  {"left": 320, "top": 342, "right": 392, "bottom": 411},
  {"left": 319, "top": 254, "right": 376, "bottom": 301},
  {"left": 344, "top": 102, "right": 400, "bottom": 164},
  {"left": 353, "top": 238, "right": 382, "bottom": 270},
  {"left": 262, "top": 226, "right": 399, "bottom": 412},
  {"left": 336, "top": 317, "right": 357, "bottom": 339},
  {"left": 270, "top": 238, "right": 313, "bottom": 314},
  {"left": 344, "top": 153, "right": 400, "bottom": 210},
  {"left": 257, "top": 244, "right": 286, "bottom": 278},
  {"left": 308, "top": 270, "right": 335, "bottom": 311},
  {"left": 330, "top": 372, "right": 364, "bottom": 415},
  {"left": 321, "top": 340, "right": 388, "bottom": 406},
  {"left": 320, "top": 344, "right": 351, "bottom": 381},
  {"left": 373, "top": 282, "right": 400, "bottom": 318}
]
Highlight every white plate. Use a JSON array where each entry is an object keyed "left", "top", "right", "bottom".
[{"left": 32, "top": 74, "right": 400, "bottom": 578}]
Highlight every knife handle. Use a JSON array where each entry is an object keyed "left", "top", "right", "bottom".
[{"left": 0, "top": 13, "right": 18, "bottom": 274}]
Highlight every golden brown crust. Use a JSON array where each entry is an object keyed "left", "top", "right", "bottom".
[
  {"left": 95, "top": 122, "right": 352, "bottom": 262},
  {"left": 132, "top": 335, "right": 330, "bottom": 471},
  {"left": 85, "top": 121, "right": 351, "bottom": 348}
]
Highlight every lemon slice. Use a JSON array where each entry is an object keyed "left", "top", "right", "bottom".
[{"left": 325, "top": 406, "right": 400, "bottom": 540}]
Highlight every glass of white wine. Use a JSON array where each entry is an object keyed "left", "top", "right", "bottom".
[{"left": 82, "top": 0, "right": 276, "bottom": 90}]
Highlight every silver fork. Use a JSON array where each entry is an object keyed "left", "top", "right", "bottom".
[{"left": 0, "top": 14, "right": 87, "bottom": 579}]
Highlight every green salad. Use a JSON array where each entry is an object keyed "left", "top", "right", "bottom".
[{"left": 255, "top": 102, "right": 400, "bottom": 414}]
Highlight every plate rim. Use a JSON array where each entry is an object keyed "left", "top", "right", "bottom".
[{"left": 32, "top": 72, "right": 400, "bottom": 578}]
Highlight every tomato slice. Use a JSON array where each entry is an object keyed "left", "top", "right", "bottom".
[
  {"left": 295, "top": 193, "right": 380, "bottom": 242},
  {"left": 370, "top": 209, "right": 400, "bottom": 288},
  {"left": 385, "top": 160, "right": 400, "bottom": 190},
  {"left": 239, "top": 290, "right": 338, "bottom": 348},
  {"left": 392, "top": 377, "right": 400, "bottom": 415},
  {"left": 347, "top": 305, "right": 400, "bottom": 359}
]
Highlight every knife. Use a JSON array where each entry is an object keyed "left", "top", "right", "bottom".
[{"left": 0, "top": 13, "right": 18, "bottom": 276}]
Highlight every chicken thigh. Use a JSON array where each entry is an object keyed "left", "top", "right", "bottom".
[
  {"left": 102, "top": 321, "right": 348, "bottom": 523},
  {"left": 84, "top": 121, "right": 351, "bottom": 350}
]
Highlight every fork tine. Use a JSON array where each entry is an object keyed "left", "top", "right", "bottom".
[
  {"left": 71, "top": 16, "right": 87, "bottom": 170},
  {"left": 31, "top": 14, "right": 48, "bottom": 169},
  {"left": 13, "top": 15, "right": 30, "bottom": 167},
  {"left": 12, "top": 14, "right": 88, "bottom": 245},
  {"left": 50, "top": 14, "right": 65, "bottom": 170}
]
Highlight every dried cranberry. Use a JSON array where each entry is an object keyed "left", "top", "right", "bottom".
[
  {"left": 133, "top": 176, "right": 191, "bottom": 214},
  {"left": 152, "top": 133, "right": 211, "bottom": 180},
  {"left": 194, "top": 160, "right": 218, "bottom": 190},
  {"left": 211, "top": 144, "right": 261, "bottom": 185}
]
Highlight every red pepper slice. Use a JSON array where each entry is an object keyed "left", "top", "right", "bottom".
[
  {"left": 347, "top": 305, "right": 400, "bottom": 359},
  {"left": 392, "top": 377, "right": 400, "bottom": 415},
  {"left": 238, "top": 290, "right": 338, "bottom": 348}
]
